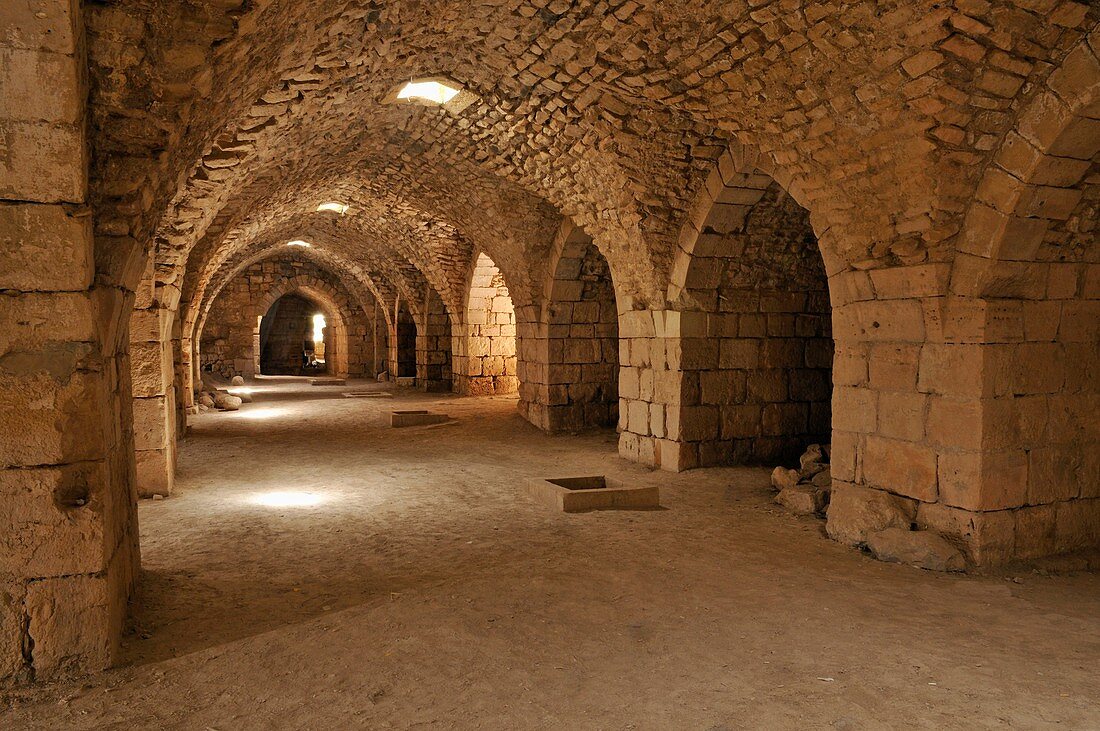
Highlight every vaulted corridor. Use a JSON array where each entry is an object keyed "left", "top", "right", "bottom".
[{"left": 4, "top": 382, "right": 1100, "bottom": 727}]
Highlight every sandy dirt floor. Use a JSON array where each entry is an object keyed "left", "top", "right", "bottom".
[{"left": 2, "top": 379, "right": 1098, "bottom": 729}]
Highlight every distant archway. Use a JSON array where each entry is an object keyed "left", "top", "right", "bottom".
[{"left": 257, "top": 293, "right": 333, "bottom": 375}]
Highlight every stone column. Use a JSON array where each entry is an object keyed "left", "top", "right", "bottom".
[
  {"left": 0, "top": 0, "right": 137, "bottom": 683},
  {"left": 129, "top": 262, "right": 178, "bottom": 498}
]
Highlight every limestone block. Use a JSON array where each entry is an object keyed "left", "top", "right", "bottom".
[
  {"left": 0, "top": 120, "right": 86, "bottom": 203},
  {"left": 213, "top": 393, "right": 242, "bottom": 411},
  {"left": 914, "top": 502, "right": 1015, "bottom": 567},
  {"left": 770, "top": 466, "right": 800, "bottom": 491},
  {"left": 0, "top": 581, "right": 25, "bottom": 682},
  {"left": 0, "top": 366, "right": 106, "bottom": 467},
  {"left": 0, "top": 1, "right": 80, "bottom": 54},
  {"left": 0, "top": 463, "right": 105, "bottom": 576},
  {"left": 862, "top": 435, "right": 938, "bottom": 502},
  {"left": 25, "top": 575, "right": 110, "bottom": 680},
  {"left": 135, "top": 448, "right": 173, "bottom": 499},
  {"left": 866, "top": 528, "right": 966, "bottom": 572},
  {"left": 526, "top": 476, "right": 659, "bottom": 512},
  {"left": 826, "top": 483, "right": 917, "bottom": 546},
  {"left": 131, "top": 396, "right": 169, "bottom": 451},
  {"left": 0, "top": 47, "right": 82, "bottom": 123},
  {"left": 776, "top": 485, "right": 828, "bottom": 515},
  {"left": 0, "top": 203, "right": 92, "bottom": 291}
]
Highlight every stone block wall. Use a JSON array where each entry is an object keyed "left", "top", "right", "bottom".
[
  {"left": 417, "top": 289, "right": 453, "bottom": 392},
  {"left": 454, "top": 253, "right": 518, "bottom": 396},
  {"left": 129, "top": 261, "right": 177, "bottom": 498},
  {"left": 618, "top": 160, "right": 833, "bottom": 472},
  {"left": 258, "top": 293, "right": 328, "bottom": 375},
  {"left": 198, "top": 254, "right": 374, "bottom": 380},
  {"left": 0, "top": 0, "right": 137, "bottom": 684},
  {"left": 520, "top": 232, "right": 618, "bottom": 431}
]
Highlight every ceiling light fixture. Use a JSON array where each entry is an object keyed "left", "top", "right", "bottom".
[
  {"left": 287, "top": 240, "right": 311, "bottom": 247},
  {"left": 317, "top": 202, "right": 349, "bottom": 214},
  {"left": 397, "top": 79, "right": 461, "bottom": 104}
]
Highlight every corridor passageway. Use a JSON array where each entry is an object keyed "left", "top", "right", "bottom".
[{"left": 3, "top": 381, "right": 1099, "bottom": 728}]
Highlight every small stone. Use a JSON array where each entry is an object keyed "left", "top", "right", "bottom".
[
  {"left": 234, "top": 391, "right": 253, "bottom": 403},
  {"left": 214, "top": 393, "right": 242, "bottom": 411},
  {"left": 826, "top": 484, "right": 917, "bottom": 546},
  {"left": 151, "top": 494, "right": 164, "bottom": 501},
  {"left": 800, "top": 444, "right": 826, "bottom": 470},
  {"left": 866, "top": 528, "right": 966, "bottom": 572},
  {"left": 775, "top": 485, "right": 828, "bottom": 515},
  {"left": 770, "top": 466, "right": 800, "bottom": 491},
  {"left": 230, "top": 375, "right": 245, "bottom": 386},
  {"left": 199, "top": 393, "right": 215, "bottom": 408},
  {"left": 811, "top": 467, "right": 831, "bottom": 490}
]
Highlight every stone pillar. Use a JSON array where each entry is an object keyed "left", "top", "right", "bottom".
[
  {"left": 0, "top": 0, "right": 137, "bottom": 683},
  {"left": 129, "top": 262, "right": 178, "bottom": 498}
]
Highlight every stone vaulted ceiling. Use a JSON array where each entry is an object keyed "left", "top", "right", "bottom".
[{"left": 84, "top": 0, "right": 1099, "bottom": 321}]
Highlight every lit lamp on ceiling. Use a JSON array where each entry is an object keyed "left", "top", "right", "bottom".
[
  {"left": 317, "top": 202, "right": 349, "bottom": 214},
  {"left": 287, "top": 240, "right": 311, "bottom": 248}
]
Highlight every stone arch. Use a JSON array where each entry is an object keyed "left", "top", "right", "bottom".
[
  {"left": 454, "top": 252, "right": 518, "bottom": 396},
  {"left": 926, "top": 32, "right": 1100, "bottom": 564},
  {"left": 520, "top": 223, "right": 620, "bottom": 432},
  {"left": 250, "top": 278, "right": 351, "bottom": 378},
  {"left": 659, "top": 146, "right": 833, "bottom": 469}
]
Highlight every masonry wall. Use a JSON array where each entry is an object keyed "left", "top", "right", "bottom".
[
  {"left": 521, "top": 236, "right": 618, "bottom": 431},
  {"left": 454, "top": 253, "right": 518, "bottom": 396},
  {"left": 198, "top": 255, "right": 374, "bottom": 380},
  {"left": 258, "top": 294, "right": 329, "bottom": 375},
  {"left": 130, "top": 260, "right": 178, "bottom": 498},
  {"left": 0, "top": 0, "right": 137, "bottom": 684},
  {"left": 417, "top": 290, "right": 453, "bottom": 392},
  {"left": 674, "top": 183, "right": 832, "bottom": 466}
]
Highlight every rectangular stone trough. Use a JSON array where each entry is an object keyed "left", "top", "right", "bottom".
[
  {"left": 310, "top": 377, "right": 346, "bottom": 386},
  {"left": 389, "top": 410, "right": 449, "bottom": 428},
  {"left": 527, "top": 476, "right": 660, "bottom": 513}
]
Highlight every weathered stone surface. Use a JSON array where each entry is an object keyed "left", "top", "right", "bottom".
[
  {"left": 25, "top": 576, "right": 111, "bottom": 680},
  {"left": 866, "top": 528, "right": 967, "bottom": 572},
  {"left": 770, "top": 467, "right": 800, "bottom": 492},
  {"left": 775, "top": 485, "right": 828, "bottom": 516},
  {"left": 213, "top": 393, "right": 242, "bottom": 411},
  {"left": 230, "top": 375, "right": 244, "bottom": 386},
  {"left": 811, "top": 467, "right": 832, "bottom": 490},
  {"left": 826, "top": 485, "right": 917, "bottom": 546}
]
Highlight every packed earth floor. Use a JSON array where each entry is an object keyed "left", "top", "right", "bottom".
[{"left": 2, "top": 380, "right": 1099, "bottom": 730}]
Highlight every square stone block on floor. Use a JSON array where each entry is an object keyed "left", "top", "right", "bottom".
[
  {"left": 390, "top": 410, "right": 450, "bottom": 427},
  {"left": 527, "top": 476, "right": 660, "bottom": 512},
  {"left": 310, "top": 378, "right": 346, "bottom": 386}
]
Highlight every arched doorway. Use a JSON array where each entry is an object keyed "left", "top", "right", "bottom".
[
  {"left": 258, "top": 293, "right": 333, "bottom": 376},
  {"left": 542, "top": 232, "right": 619, "bottom": 431}
]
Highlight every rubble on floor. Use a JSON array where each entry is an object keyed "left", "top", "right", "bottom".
[
  {"left": 771, "top": 445, "right": 967, "bottom": 572},
  {"left": 770, "top": 443, "right": 831, "bottom": 517}
]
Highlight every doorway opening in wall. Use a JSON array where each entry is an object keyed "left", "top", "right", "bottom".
[
  {"left": 677, "top": 176, "right": 832, "bottom": 468},
  {"left": 396, "top": 301, "right": 417, "bottom": 379},
  {"left": 544, "top": 237, "right": 619, "bottom": 431},
  {"left": 258, "top": 293, "right": 332, "bottom": 376}
]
